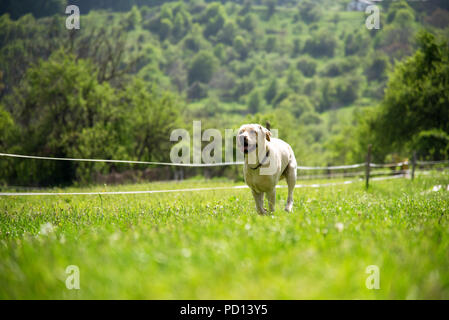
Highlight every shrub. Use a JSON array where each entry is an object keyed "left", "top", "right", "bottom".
[
  {"left": 412, "top": 129, "right": 449, "bottom": 160},
  {"left": 335, "top": 76, "right": 363, "bottom": 105},
  {"left": 303, "top": 31, "right": 337, "bottom": 57},
  {"left": 264, "top": 79, "right": 278, "bottom": 104},
  {"left": 233, "top": 35, "right": 249, "bottom": 59},
  {"left": 345, "top": 32, "right": 370, "bottom": 56},
  {"left": 187, "top": 51, "right": 218, "bottom": 85},
  {"left": 247, "top": 90, "right": 261, "bottom": 113},
  {"left": 296, "top": 0, "right": 322, "bottom": 24},
  {"left": 364, "top": 54, "right": 389, "bottom": 82},
  {"left": 296, "top": 57, "right": 317, "bottom": 77},
  {"left": 278, "top": 94, "right": 313, "bottom": 118},
  {"left": 321, "top": 59, "right": 358, "bottom": 77}
]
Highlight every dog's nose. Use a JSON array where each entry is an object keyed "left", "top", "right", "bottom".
[{"left": 238, "top": 135, "right": 247, "bottom": 146}]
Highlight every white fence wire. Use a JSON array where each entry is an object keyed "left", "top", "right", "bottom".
[
  {"left": 0, "top": 174, "right": 407, "bottom": 197},
  {"left": 0, "top": 152, "right": 417, "bottom": 171},
  {"left": 0, "top": 153, "right": 243, "bottom": 167},
  {"left": 0, "top": 151, "right": 447, "bottom": 197}
]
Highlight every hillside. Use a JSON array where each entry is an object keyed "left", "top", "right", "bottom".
[{"left": 0, "top": 0, "right": 448, "bottom": 185}]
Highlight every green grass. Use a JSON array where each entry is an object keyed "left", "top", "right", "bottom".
[{"left": 1, "top": 173, "right": 449, "bottom": 299}]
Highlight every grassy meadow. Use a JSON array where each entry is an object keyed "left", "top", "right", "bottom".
[{"left": 1, "top": 173, "right": 449, "bottom": 299}]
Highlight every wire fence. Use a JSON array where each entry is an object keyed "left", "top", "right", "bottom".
[{"left": 1, "top": 150, "right": 449, "bottom": 196}]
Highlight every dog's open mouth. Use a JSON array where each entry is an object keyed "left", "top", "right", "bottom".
[{"left": 242, "top": 142, "right": 257, "bottom": 154}]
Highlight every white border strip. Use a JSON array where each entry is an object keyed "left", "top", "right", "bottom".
[{"left": 0, "top": 175, "right": 405, "bottom": 196}]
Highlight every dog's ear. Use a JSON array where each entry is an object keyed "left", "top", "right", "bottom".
[
  {"left": 259, "top": 125, "right": 271, "bottom": 141},
  {"left": 265, "top": 129, "right": 271, "bottom": 141}
]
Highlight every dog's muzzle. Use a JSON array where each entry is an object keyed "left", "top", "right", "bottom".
[{"left": 238, "top": 136, "right": 256, "bottom": 154}]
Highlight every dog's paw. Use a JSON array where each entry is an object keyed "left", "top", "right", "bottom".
[{"left": 284, "top": 203, "right": 293, "bottom": 212}]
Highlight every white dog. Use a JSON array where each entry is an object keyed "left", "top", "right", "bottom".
[{"left": 237, "top": 124, "right": 297, "bottom": 214}]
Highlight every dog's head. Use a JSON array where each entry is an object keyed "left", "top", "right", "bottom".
[{"left": 237, "top": 124, "right": 271, "bottom": 155}]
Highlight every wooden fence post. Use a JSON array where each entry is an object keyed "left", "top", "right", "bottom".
[
  {"left": 366, "top": 144, "right": 372, "bottom": 189},
  {"left": 411, "top": 151, "right": 417, "bottom": 180}
]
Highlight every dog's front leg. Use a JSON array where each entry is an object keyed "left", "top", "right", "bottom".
[
  {"left": 251, "top": 189, "right": 266, "bottom": 215},
  {"left": 267, "top": 188, "right": 276, "bottom": 213},
  {"left": 285, "top": 165, "right": 296, "bottom": 212}
]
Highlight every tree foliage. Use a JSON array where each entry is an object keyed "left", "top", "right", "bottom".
[
  {"left": 188, "top": 51, "right": 218, "bottom": 85},
  {"left": 371, "top": 32, "right": 449, "bottom": 158},
  {"left": 2, "top": 51, "right": 181, "bottom": 185},
  {"left": 0, "top": 0, "right": 66, "bottom": 19},
  {"left": 0, "top": 0, "right": 448, "bottom": 184}
]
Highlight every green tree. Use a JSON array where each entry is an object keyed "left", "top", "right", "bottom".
[
  {"left": 237, "top": 13, "right": 257, "bottom": 32},
  {"left": 371, "top": 32, "right": 449, "bottom": 158},
  {"left": 0, "top": 104, "right": 13, "bottom": 149},
  {"left": 386, "top": 0, "right": 414, "bottom": 24},
  {"left": 217, "top": 21, "right": 237, "bottom": 45},
  {"left": 0, "top": 104, "right": 15, "bottom": 184},
  {"left": 303, "top": 31, "right": 337, "bottom": 57},
  {"left": 3, "top": 51, "right": 120, "bottom": 185},
  {"left": 265, "top": 0, "right": 276, "bottom": 20},
  {"left": 297, "top": 0, "right": 322, "bottom": 24},
  {"left": 411, "top": 129, "right": 449, "bottom": 160},
  {"left": 183, "top": 24, "right": 204, "bottom": 52},
  {"left": 365, "top": 54, "right": 390, "bottom": 82},
  {"left": 0, "top": 0, "right": 66, "bottom": 19},
  {"left": 345, "top": 32, "right": 370, "bottom": 56},
  {"left": 265, "top": 36, "right": 277, "bottom": 53},
  {"left": 286, "top": 67, "right": 303, "bottom": 92},
  {"left": 123, "top": 5, "right": 141, "bottom": 31},
  {"left": 264, "top": 79, "right": 278, "bottom": 104},
  {"left": 187, "top": 51, "right": 218, "bottom": 85},
  {"left": 119, "top": 79, "right": 181, "bottom": 163},
  {"left": 296, "top": 57, "right": 317, "bottom": 77},
  {"left": 278, "top": 94, "right": 313, "bottom": 118},
  {"left": 247, "top": 90, "right": 261, "bottom": 114},
  {"left": 173, "top": 12, "right": 186, "bottom": 39},
  {"left": 291, "top": 38, "right": 301, "bottom": 57},
  {"left": 202, "top": 3, "right": 226, "bottom": 38},
  {"left": 159, "top": 18, "right": 173, "bottom": 41},
  {"left": 335, "top": 76, "right": 363, "bottom": 106},
  {"left": 233, "top": 35, "right": 248, "bottom": 60},
  {"left": 376, "top": 0, "right": 416, "bottom": 60},
  {"left": 3, "top": 51, "right": 182, "bottom": 185}
]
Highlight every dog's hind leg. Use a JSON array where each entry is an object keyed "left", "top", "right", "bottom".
[
  {"left": 285, "top": 164, "right": 296, "bottom": 212},
  {"left": 267, "top": 188, "right": 276, "bottom": 213},
  {"left": 251, "top": 189, "right": 266, "bottom": 215}
]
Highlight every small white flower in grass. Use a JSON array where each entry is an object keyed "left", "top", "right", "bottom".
[
  {"left": 181, "top": 248, "right": 191, "bottom": 258},
  {"left": 109, "top": 233, "right": 120, "bottom": 242},
  {"left": 39, "top": 222, "right": 55, "bottom": 235},
  {"left": 447, "top": 185, "right": 449, "bottom": 191},
  {"left": 335, "top": 222, "right": 344, "bottom": 232},
  {"left": 245, "top": 223, "right": 251, "bottom": 230},
  {"left": 432, "top": 185, "right": 442, "bottom": 192}
]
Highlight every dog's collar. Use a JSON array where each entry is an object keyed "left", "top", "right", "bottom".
[{"left": 249, "top": 150, "right": 270, "bottom": 170}]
